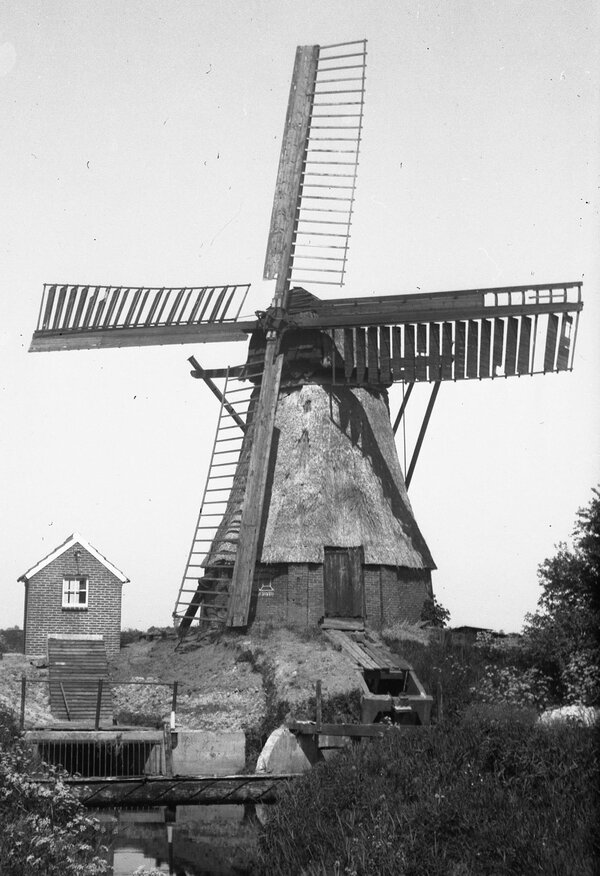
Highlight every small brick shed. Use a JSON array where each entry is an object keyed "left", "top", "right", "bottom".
[{"left": 19, "top": 532, "right": 128, "bottom": 659}]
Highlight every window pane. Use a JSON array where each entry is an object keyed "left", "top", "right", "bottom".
[{"left": 63, "top": 578, "right": 87, "bottom": 607}]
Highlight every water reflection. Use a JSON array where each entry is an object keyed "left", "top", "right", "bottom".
[{"left": 97, "top": 804, "right": 258, "bottom": 875}]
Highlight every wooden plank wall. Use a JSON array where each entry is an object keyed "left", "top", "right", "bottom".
[{"left": 48, "top": 637, "right": 112, "bottom": 723}]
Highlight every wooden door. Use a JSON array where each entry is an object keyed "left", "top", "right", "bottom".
[{"left": 323, "top": 547, "right": 364, "bottom": 618}]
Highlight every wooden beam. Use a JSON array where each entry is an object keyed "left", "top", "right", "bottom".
[
  {"left": 454, "top": 321, "right": 466, "bottom": 380},
  {"left": 415, "top": 324, "right": 427, "bottom": 381},
  {"left": 466, "top": 320, "right": 479, "bottom": 379},
  {"left": 429, "top": 323, "right": 440, "bottom": 381},
  {"left": 517, "top": 316, "right": 532, "bottom": 375},
  {"left": 480, "top": 319, "right": 491, "bottom": 378},
  {"left": 292, "top": 299, "right": 583, "bottom": 330},
  {"left": 441, "top": 323, "right": 453, "bottom": 380},
  {"left": 29, "top": 321, "right": 256, "bottom": 352},
  {"left": 25, "top": 729, "right": 164, "bottom": 743},
  {"left": 187, "top": 356, "right": 246, "bottom": 432},
  {"left": 492, "top": 318, "right": 505, "bottom": 376},
  {"left": 391, "top": 327, "right": 402, "bottom": 379},
  {"left": 405, "top": 381, "right": 441, "bottom": 489},
  {"left": 556, "top": 313, "right": 573, "bottom": 371},
  {"left": 263, "top": 45, "right": 320, "bottom": 283},
  {"left": 343, "top": 329, "right": 355, "bottom": 381},
  {"left": 304, "top": 280, "right": 582, "bottom": 316},
  {"left": 505, "top": 316, "right": 519, "bottom": 376},
  {"left": 367, "top": 326, "right": 379, "bottom": 382},
  {"left": 544, "top": 313, "right": 559, "bottom": 372},
  {"left": 288, "top": 721, "right": 407, "bottom": 738},
  {"left": 226, "top": 340, "right": 284, "bottom": 627},
  {"left": 404, "top": 325, "right": 416, "bottom": 381},
  {"left": 379, "top": 327, "right": 391, "bottom": 384},
  {"left": 355, "top": 328, "right": 366, "bottom": 383},
  {"left": 392, "top": 382, "right": 414, "bottom": 434}
]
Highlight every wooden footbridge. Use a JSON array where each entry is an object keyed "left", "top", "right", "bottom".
[{"left": 58, "top": 773, "right": 299, "bottom": 807}]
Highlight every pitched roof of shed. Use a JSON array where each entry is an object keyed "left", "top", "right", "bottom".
[{"left": 18, "top": 532, "right": 129, "bottom": 583}]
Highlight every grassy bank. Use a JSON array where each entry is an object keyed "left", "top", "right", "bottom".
[{"left": 257, "top": 708, "right": 599, "bottom": 875}]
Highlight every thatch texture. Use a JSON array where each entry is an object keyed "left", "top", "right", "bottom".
[
  {"left": 206, "top": 383, "right": 435, "bottom": 570},
  {"left": 260, "top": 385, "right": 434, "bottom": 567}
]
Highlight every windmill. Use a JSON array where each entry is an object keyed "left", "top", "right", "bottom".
[{"left": 29, "top": 40, "right": 583, "bottom": 637}]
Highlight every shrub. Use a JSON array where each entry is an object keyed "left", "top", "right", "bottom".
[
  {"left": 0, "top": 702, "right": 20, "bottom": 749},
  {"left": 119, "top": 628, "right": 144, "bottom": 647},
  {"left": 471, "top": 664, "right": 551, "bottom": 710},
  {"left": 0, "top": 741, "right": 109, "bottom": 875},
  {"left": 257, "top": 715, "right": 599, "bottom": 875},
  {"left": 420, "top": 595, "right": 451, "bottom": 628},
  {"left": 0, "top": 628, "right": 23, "bottom": 653},
  {"left": 384, "top": 636, "right": 490, "bottom": 721},
  {"left": 562, "top": 649, "right": 600, "bottom": 706}
]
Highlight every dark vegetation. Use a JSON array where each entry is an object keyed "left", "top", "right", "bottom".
[
  {"left": 0, "top": 702, "right": 109, "bottom": 875},
  {"left": 258, "top": 711, "right": 599, "bottom": 875},
  {"left": 0, "top": 626, "right": 23, "bottom": 654},
  {"left": 258, "top": 487, "right": 600, "bottom": 874},
  {"left": 420, "top": 593, "right": 451, "bottom": 628}
]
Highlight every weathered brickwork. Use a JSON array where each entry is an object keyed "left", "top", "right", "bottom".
[
  {"left": 252, "top": 563, "right": 325, "bottom": 626},
  {"left": 23, "top": 544, "right": 123, "bottom": 659},
  {"left": 250, "top": 562, "right": 432, "bottom": 629},
  {"left": 373, "top": 565, "right": 433, "bottom": 628}
]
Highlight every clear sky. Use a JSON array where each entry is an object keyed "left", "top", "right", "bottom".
[{"left": 1, "top": 0, "right": 598, "bottom": 633}]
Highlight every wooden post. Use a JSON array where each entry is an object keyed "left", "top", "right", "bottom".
[
  {"left": 170, "top": 681, "right": 178, "bottom": 731},
  {"left": 315, "top": 680, "right": 322, "bottom": 732},
  {"left": 164, "top": 723, "right": 174, "bottom": 778},
  {"left": 226, "top": 345, "right": 284, "bottom": 627},
  {"left": 95, "top": 679, "right": 103, "bottom": 729},
  {"left": 60, "top": 682, "right": 71, "bottom": 722},
  {"left": 263, "top": 45, "right": 320, "bottom": 286},
  {"left": 437, "top": 680, "right": 444, "bottom": 724},
  {"left": 20, "top": 676, "right": 26, "bottom": 730}
]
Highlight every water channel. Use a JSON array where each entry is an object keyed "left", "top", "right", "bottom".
[{"left": 96, "top": 804, "right": 260, "bottom": 875}]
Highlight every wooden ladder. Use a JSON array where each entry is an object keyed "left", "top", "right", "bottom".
[{"left": 173, "top": 368, "right": 259, "bottom": 637}]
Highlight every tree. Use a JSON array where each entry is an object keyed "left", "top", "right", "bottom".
[
  {"left": 420, "top": 594, "right": 451, "bottom": 628},
  {"left": 522, "top": 486, "right": 600, "bottom": 705}
]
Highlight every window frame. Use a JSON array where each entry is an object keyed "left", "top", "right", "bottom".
[{"left": 62, "top": 576, "right": 89, "bottom": 610}]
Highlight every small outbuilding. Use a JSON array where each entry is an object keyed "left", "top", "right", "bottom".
[{"left": 19, "top": 532, "right": 128, "bottom": 659}]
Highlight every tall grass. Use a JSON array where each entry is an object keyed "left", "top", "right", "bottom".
[{"left": 257, "top": 711, "right": 599, "bottom": 875}]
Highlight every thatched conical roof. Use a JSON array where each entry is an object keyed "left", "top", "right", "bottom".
[{"left": 206, "top": 383, "right": 435, "bottom": 570}]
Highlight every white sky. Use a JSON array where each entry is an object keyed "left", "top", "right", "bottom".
[{"left": 1, "top": 0, "right": 598, "bottom": 633}]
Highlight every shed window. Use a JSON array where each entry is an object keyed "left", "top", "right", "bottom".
[{"left": 62, "top": 577, "right": 88, "bottom": 609}]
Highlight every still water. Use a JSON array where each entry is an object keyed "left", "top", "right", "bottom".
[{"left": 96, "top": 804, "right": 259, "bottom": 876}]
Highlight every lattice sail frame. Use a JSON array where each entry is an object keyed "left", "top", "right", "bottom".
[
  {"left": 264, "top": 40, "right": 367, "bottom": 294},
  {"left": 289, "top": 40, "right": 366, "bottom": 289}
]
